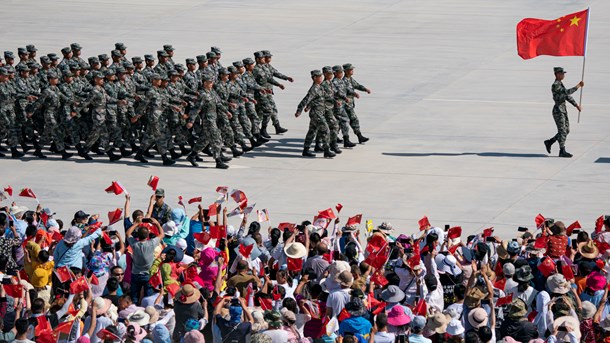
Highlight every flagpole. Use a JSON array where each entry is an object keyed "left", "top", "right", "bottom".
[{"left": 578, "top": 7, "right": 590, "bottom": 123}]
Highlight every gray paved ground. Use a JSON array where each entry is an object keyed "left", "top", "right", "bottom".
[{"left": 1, "top": 0, "right": 608, "bottom": 238}]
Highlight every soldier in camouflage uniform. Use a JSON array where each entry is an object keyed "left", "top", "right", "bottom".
[
  {"left": 103, "top": 69, "right": 127, "bottom": 155},
  {"left": 163, "top": 45, "right": 175, "bottom": 68},
  {"left": 331, "top": 65, "right": 356, "bottom": 148},
  {"left": 544, "top": 67, "right": 583, "bottom": 158},
  {"left": 211, "top": 47, "right": 223, "bottom": 69},
  {"left": 58, "top": 47, "right": 73, "bottom": 73},
  {"left": 343, "top": 63, "right": 370, "bottom": 144},
  {"left": 142, "top": 55, "right": 156, "bottom": 81},
  {"left": 0, "top": 68, "right": 25, "bottom": 158},
  {"left": 98, "top": 54, "right": 110, "bottom": 73},
  {"left": 14, "top": 65, "right": 39, "bottom": 152},
  {"left": 186, "top": 73, "right": 232, "bottom": 169},
  {"left": 77, "top": 71, "right": 122, "bottom": 161},
  {"left": 26, "top": 45, "right": 38, "bottom": 65},
  {"left": 130, "top": 56, "right": 151, "bottom": 147},
  {"left": 154, "top": 51, "right": 171, "bottom": 79},
  {"left": 228, "top": 64, "right": 256, "bottom": 152},
  {"left": 28, "top": 71, "right": 73, "bottom": 159},
  {"left": 133, "top": 74, "right": 176, "bottom": 166},
  {"left": 58, "top": 70, "right": 84, "bottom": 150},
  {"left": 70, "top": 43, "right": 85, "bottom": 65},
  {"left": 86, "top": 57, "right": 101, "bottom": 83},
  {"left": 206, "top": 52, "right": 219, "bottom": 81},
  {"left": 253, "top": 51, "right": 285, "bottom": 139},
  {"left": 240, "top": 57, "right": 268, "bottom": 145},
  {"left": 172, "top": 63, "right": 196, "bottom": 155},
  {"left": 214, "top": 68, "right": 243, "bottom": 157},
  {"left": 262, "top": 50, "right": 291, "bottom": 134},
  {"left": 108, "top": 50, "right": 123, "bottom": 72},
  {"left": 16, "top": 48, "right": 29, "bottom": 70},
  {"left": 3, "top": 52, "right": 15, "bottom": 67},
  {"left": 26, "top": 62, "right": 42, "bottom": 94},
  {"left": 195, "top": 55, "right": 209, "bottom": 89},
  {"left": 115, "top": 43, "right": 128, "bottom": 62},
  {"left": 295, "top": 70, "right": 335, "bottom": 159},
  {"left": 115, "top": 67, "right": 137, "bottom": 157},
  {"left": 165, "top": 70, "right": 189, "bottom": 160},
  {"left": 319, "top": 66, "right": 342, "bottom": 154}
]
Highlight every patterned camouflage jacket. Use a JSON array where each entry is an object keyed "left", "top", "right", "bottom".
[
  {"left": 241, "top": 71, "right": 263, "bottom": 98},
  {"left": 30, "top": 85, "right": 67, "bottom": 124},
  {"left": 253, "top": 64, "right": 281, "bottom": 91},
  {"left": 189, "top": 88, "right": 228, "bottom": 123},
  {"left": 297, "top": 83, "right": 324, "bottom": 113},
  {"left": 81, "top": 85, "right": 109, "bottom": 123},
  {"left": 552, "top": 80, "right": 578, "bottom": 113},
  {"left": 332, "top": 77, "right": 354, "bottom": 106},
  {"left": 344, "top": 76, "right": 367, "bottom": 99}
]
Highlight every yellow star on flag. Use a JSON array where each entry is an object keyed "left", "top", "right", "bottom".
[{"left": 570, "top": 16, "right": 582, "bottom": 26}]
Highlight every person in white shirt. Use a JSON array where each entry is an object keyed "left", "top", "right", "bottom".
[{"left": 369, "top": 313, "right": 395, "bottom": 343}]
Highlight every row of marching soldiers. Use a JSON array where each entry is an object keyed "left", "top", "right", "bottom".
[{"left": 0, "top": 43, "right": 298, "bottom": 169}]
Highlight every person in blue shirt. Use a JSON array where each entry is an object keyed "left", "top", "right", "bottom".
[{"left": 338, "top": 297, "right": 372, "bottom": 342}]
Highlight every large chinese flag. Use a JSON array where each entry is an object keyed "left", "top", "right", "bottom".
[{"left": 517, "top": 9, "right": 588, "bottom": 59}]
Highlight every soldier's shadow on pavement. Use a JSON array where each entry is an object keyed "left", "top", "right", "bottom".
[
  {"left": 383, "top": 152, "right": 550, "bottom": 158},
  {"left": 242, "top": 137, "right": 306, "bottom": 159}
]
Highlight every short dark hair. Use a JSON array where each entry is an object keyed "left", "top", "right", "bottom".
[
  {"left": 237, "top": 260, "right": 248, "bottom": 271},
  {"left": 137, "top": 226, "right": 149, "bottom": 240},
  {"left": 376, "top": 313, "right": 388, "bottom": 329},
  {"left": 26, "top": 225, "right": 37, "bottom": 237},
  {"left": 107, "top": 277, "right": 119, "bottom": 292},
  {"left": 478, "top": 326, "right": 492, "bottom": 342},
  {"left": 32, "top": 298, "right": 46, "bottom": 313},
  {"left": 15, "top": 318, "right": 29, "bottom": 335},
  {"left": 454, "top": 284, "right": 466, "bottom": 300},
  {"left": 38, "top": 250, "right": 50, "bottom": 263}
]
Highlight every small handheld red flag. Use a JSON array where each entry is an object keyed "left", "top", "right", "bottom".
[
  {"left": 208, "top": 203, "right": 219, "bottom": 217},
  {"left": 216, "top": 186, "right": 229, "bottom": 194},
  {"left": 278, "top": 222, "right": 296, "bottom": 232},
  {"left": 90, "top": 274, "right": 100, "bottom": 286},
  {"left": 336, "top": 203, "right": 343, "bottom": 213},
  {"left": 149, "top": 272, "right": 163, "bottom": 289},
  {"left": 19, "top": 188, "right": 37, "bottom": 199},
  {"left": 596, "top": 216, "right": 605, "bottom": 233},
  {"left": 418, "top": 216, "right": 430, "bottom": 231},
  {"left": 108, "top": 208, "right": 123, "bottom": 226},
  {"left": 496, "top": 294, "right": 513, "bottom": 307},
  {"left": 562, "top": 264, "right": 575, "bottom": 281},
  {"left": 482, "top": 227, "right": 494, "bottom": 238},
  {"left": 194, "top": 232, "right": 211, "bottom": 245},
  {"left": 69, "top": 276, "right": 89, "bottom": 294},
  {"left": 566, "top": 221, "right": 581, "bottom": 236},
  {"left": 413, "top": 298, "right": 427, "bottom": 316},
  {"left": 516, "top": 9, "right": 589, "bottom": 60},
  {"left": 147, "top": 175, "right": 159, "bottom": 191},
  {"left": 188, "top": 197, "right": 202, "bottom": 204},
  {"left": 209, "top": 225, "right": 226, "bottom": 239},
  {"left": 178, "top": 196, "right": 185, "bottom": 207},
  {"left": 104, "top": 181, "right": 126, "bottom": 195},
  {"left": 239, "top": 243, "right": 254, "bottom": 259},
  {"left": 3, "top": 185, "right": 12, "bottom": 196},
  {"left": 166, "top": 283, "right": 180, "bottom": 297},
  {"left": 346, "top": 214, "right": 362, "bottom": 226},
  {"left": 538, "top": 257, "right": 556, "bottom": 277},
  {"left": 447, "top": 226, "right": 462, "bottom": 240},
  {"left": 230, "top": 189, "right": 248, "bottom": 208},
  {"left": 54, "top": 266, "right": 73, "bottom": 283},
  {"left": 535, "top": 214, "right": 546, "bottom": 229},
  {"left": 370, "top": 270, "right": 389, "bottom": 286},
  {"left": 318, "top": 208, "right": 336, "bottom": 220},
  {"left": 287, "top": 257, "right": 303, "bottom": 271},
  {"left": 3, "top": 284, "right": 23, "bottom": 298}
]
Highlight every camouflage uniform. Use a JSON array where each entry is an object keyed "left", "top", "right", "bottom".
[
  {"left": 117, "top": 75, "right": 137, "bottom": 148},
  {"left": 13, "top": 72, "right": 39, "bottom": 143},
  {"left": 30, "top": 82, "right": 66, "bottom": 151},
  {"left": 551, "top": 79, "right": 578, "bottom": 149},
  {"left": 140, "top": 85, "right": 170, "bottom": 155},
  {"left": 344, "top": 75, "right": 367, "bottom": 134},
  {"left": 189, "top": 87, "right": 227, "bottom": 160},
  {"left": 253, "top": 63, "right": 282, "bottom": 131},
  {"left": 228, "top": 77, "right": 253, "bottom": 140},
  {"left": 166, "top": 78, "right": 190, "bottom": 149},
  {"left": 214, "top": 79, "right": 237, "bottom": 147},
  {"left": 0, "top": 75, "right": 20, "bottom": 149},
  {"left": 82, "top": 84, "right": 110, "bottom": 152},
  {"left": 58, "top": 78, "right": 82, "bottom": 146},
  {"left": 241, "top": 67, "right": 263, "bottom": 136},
  {"left": 265, "top": 63, "right": 290, "bottom": 126},
  {"left": 331, "top": 75, "right": 352, "bottom": 137},
  {"left": 297, "top": 80, "right": 330, "bottom": 150},
  {"left": 103, "top": 75, "right": 125, "bottom": 149},
  {"left": 320, "top": 79, "right": 340, "bottom": 147}
]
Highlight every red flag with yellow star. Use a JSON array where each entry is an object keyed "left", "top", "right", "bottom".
[{"left": 516, "top": 9, "right": 589, "bottom": 60}]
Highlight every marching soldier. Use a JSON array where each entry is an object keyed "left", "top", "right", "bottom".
[
  {"left": 70, "top": 43, "right": 85, "bottom": 65},
  {"left": 142, "top": 55, "right": 156, "bottom": 81},
  {"left": 0, "top": 67, "right": 25, "bottom": 158},
  {"left": 109, "top": 50, "right": 123, "bottom": 72},
  {"left": 295, "top": 70, "right": 335, "bottom": 159},
  {"left": 253, "top": 51, "right": 285, "bottom": 139},
  {"left": 4, "top": 51, "right": 15, "bottom": 67},
  {"left": 16, "top": 48, "right": 29, "bottom": 70},
  {"left": 228, "top": 64, "right": 257, "bottom": 151},
  {"left": 58, "top": 47, "right": 73, "bottom": 73},
  {"left": 115, "top": 43, "right": 128, "bottom": 62},
  {"left": 98, "top": 54, "right": 110, "bottom": 72},
  {"left": 26, "top": 45, "right": 38, "bottom": 65},
  {"left": 343, "top": 63, "right": 370, "bottom": 144},
  {"left": 163, "top": 45, "right": 175, "bottom": 67},
  {"left": 154, "top": 50, "right": 171, "bottom": 79},
  {"left": 331, "top": 65, "right": 356, "bottom": 148},
  {"left": 214, "top": 68, "right": 243, "bottom": 158},
  {"left": 320, "top": 66, "right": 341, "bottom": 154},
  {"left": 544, "top": 67, "right": 583, "bottom": 158},
  {"left": 262, "top": 50, "right": 291, "bottom": 134},
  {"left": 240, "top": 57, "right": 267, "bottom": 144}
]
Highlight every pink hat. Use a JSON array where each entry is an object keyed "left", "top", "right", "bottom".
[
  {"left": 387, "top": 305, "right": 411, "bottom": 327},
  {"left": 184, "top": 330, "right": 205, "bottom": 343},
  {"left": 127, "top": 323, "right": 147, "bottom": 342},
  {"left": 586, "top": 271, "right": 606, "bottom": 292}
]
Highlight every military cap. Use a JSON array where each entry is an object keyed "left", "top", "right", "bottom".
[
  {"left": 68, "top": 60, "right": 79, "bottom": 68},
  {"left": 70, "top": 43, "right": 82, "bottom": 50},
  {"left": 161, "top": 75, "right": 169, "bottom": 81},
  {"left": 131, "top": 56, "right": 143, "bottom": 64},
  {"left": 27, "top": 62, "right": 41, "bottom": 69},
  {"left": 227, "top": 66, "right": 238, "bottom": 74},
  {"left": 157, "top": 50, "right": 169, "bottom": 57},
  {"left": 104, "top": 69, "right": 115, "bottom": 76},
  {"left": 169, "top": 70, "right": 180, "bottom": 77},
  {"left": 26, "top": 45, "right": 37, "bottom": 52},
  {"left": 174, "top": 64, "right": 185, "bottom": 71},
  {"left": 242, "top": 57, "right": 255, "bottom": 65},
  {"left": 332, "top": 65, "right": 343, "bottom": 73},
  {"left": 253, "top": 51, "right": 264, "bottom": 59},
  {"left": 310, "top": 69, "right": 323, "bottom": 77},
  {"left": 88, "top": 56, "right": 100, "bottom": 64},
  {"left": 92, "top": 71, "right": 104, "bottom": 79},
  {"left": 47, "top": 71, "right": 59, "bottom": 79},
  {"left": 185, "top": 58, "right": 196, "bottom": 65},
  {"left": 150, "top": 73, "right": 162, "bottom": 80},
  {"left": 196, "top": 55, "right": 207, "bottom": 62},
  {"left": 111, "top": 50, "right": 122, "bottom": 57},
  {"left": 202, "top": 73, "right": 214, "bottom": 82},
  {"left": 48, "top": 53, "right": 60, "bottom": 61},
  {"left": 0, "top": 68, "right": 8, "bottom": 76},
  {"left": 322, "top": 66, "right": 332, "bottom": 74},
  {"left": 15, "top": 65, "right": 29, "bottom": 72},
  {"left": 262, "top": 50, "right": 272, "bottom": 57},
  {"left": 61, "top": 47, "right": 72, "bottom": 55},
  {"left": 163, "top": 44, "right": 174, "bottom": 51},
  {"left": 115, "top": 66, "right": 126, "bottom": 74},
  {"left": 4, "top": 51, "right": 15, "bottom": 59},
  {"left": 554, "top": 67, "right": 566, "bottom": 74},
  {"left": 115, "top": 42, "right": 127, "bottom": 50},
  {"left": 98, "top": 54, "right": 109, "bottom": 61},
  {"left": 218, "top": 67, "right": 230, "bottom": 75},
  {"left": 17, "top": 47, "right": 28, "bottom": 55},
  {"left": 211, "top": 46, "right": 222, "bottom": 54},
  {"left": 5, "top": 66, "right": 15, "bottom": 74},
  {"left": 232, "top": 60, "right": 244, "bottom": 68},
  {"left": 206, "top": 51, "right": 217, "bottom": 59},
  {"left": 144, "top": 54, "right": 155, "bottom": 61},
  {"left": 122, "top": 61, "right": 135, "bottom": 69},
  {"left": 342, "top": 63, "right": 354, "bottom": 70},
  {"left": 80, "top": 62, "right": 90, "bottom": 70},
  {"left": 62, "top": 71, "right": 74, "bottom": 78},
  {"left": 40, "top": 56, "right": 51, "bottom": 64}
]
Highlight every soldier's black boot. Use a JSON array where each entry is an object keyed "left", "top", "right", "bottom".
[
  {"left": 202, "top": 146, "right": 213, "bottom": 157},
  {"left": 544, "top": 138, "right": 556, "bottom": 154},
  {"left": 107, "top": 149, "right": 122, "bottom": 162},
  {"left": 195, "top": 153, "right": 204, "bottom": 162},
  {"left": 274, "top": 123, "right": 288, "bottom": 134},
  {"left": 559, "top": 147, "right": 573, "bottom": 158},
  {"left": 60, "top": 150, "right": 73, "bottom": 160},
  {"left": 249, "top": 137, "right": 263, "bottom": 148},
  {"left": 215, "top": 158, "right": 229, "bottom": 169},
  {"left": 134, "top": 149, "right": 148, "bottom": 163},
  {"left": 33, "top": 142, "right": 47, "bottom": 159},
  {"left": 314, "top": 143, "right": 324, "bottom": 152},
  {"left": 302, "top": 148, "right": 316, "bottom": 157},
  {"left": 356, "top": 132, "right": 369, "bottom": 143},
  {"left": 142, "top": 148, "right": 155, "bottom": 158},
  {"left": 336, "top": 137, "right": 343, "bottom": 144},
  {"left": 231, "top": 146, "right": 243, "bottom": 157},
  {"left": 241, "top": 141, "right": 253, "bottom": 152},
  {"left": 179, "top": 144, "right": 191, "bottom": 156},
  {"left": 220, "top": 152, "right": 232, "bottom": 162},
  {"left": 130, "top": 142, "right": 139, "bottom": 153},
  {"left": 324, "top": 147, "right": 336, "bottom": 158},
  {"left": 332, "top": 144, "right": 342, "bottom": 154},
  {"left": 11, "top": 147, "right": 24, "bottom": 159},
  {"left": 260, "top": 125, "right": 271, "bottom": 139},
  {"left": 0, "top": 144, "right": 7, "bottom": 152},
  {"left": 255, "top": 133, "right": 269, "bottom": 143},
  {"left": 91, "top": 142, "right": 104, "bottom": 155},
  {"left": 21, "top": 142, "right": 31, "bottom": 153},
  {"left": 186, "top": 152, "right": 199, "bottom": 167},
  {"left": 120, "top": 146, "right": 133, "bottom": 157},
  {"left": 76, "top": 144, "right": 92, "bottom": 160},
  {"left": 161, "top": 153, "right": 176, "bottom": 166},
  {"left": 169, "top": 148, "right": 182, "bottom": 160},
  {"left": 49, "top": 142, "right": 58, "bottom": 153},
  {"left": 0, "top": 150, "right": 5, "bottom": 157},
  {"left": 343, "top": 135, "right": 356, "bottom": 148}
]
